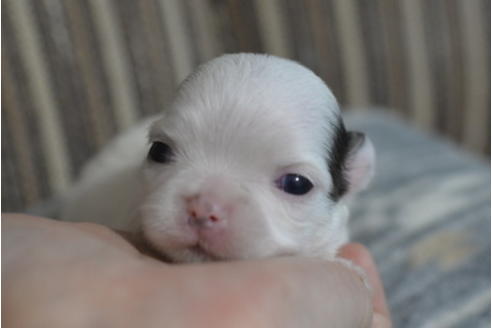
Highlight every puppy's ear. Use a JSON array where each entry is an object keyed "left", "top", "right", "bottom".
[
  {"left": 343, "top": 132, "right": 375, "bottom": 195},
  {"left": 329, "top": 129, "right": 375, "bottom": 200}
]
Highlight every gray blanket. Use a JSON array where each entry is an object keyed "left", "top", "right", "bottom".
[{"left": 346, "top": 111, "right": 490, "bottom": 328}]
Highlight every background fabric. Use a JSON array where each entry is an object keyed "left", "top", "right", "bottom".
[
  {"left": 345, "top": 111, "right": 490, "bottom": 327},
  {"left": 2, "top": 0, "right": 490, "bottom": 213}
]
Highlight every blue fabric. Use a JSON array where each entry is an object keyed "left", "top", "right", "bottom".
[{"left": 345, "top": 111, "right": 490, "bottom": 328}]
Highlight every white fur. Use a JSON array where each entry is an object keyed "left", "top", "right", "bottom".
[{"left": 61, "top": 54, "right": 373, "bottom": 262}]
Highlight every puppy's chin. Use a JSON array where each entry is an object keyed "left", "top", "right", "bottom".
[
  {"left": 142, "top": 231, "right": 280, "bottom": 263},
  {"left": 163, "top": 246, "right": 293, "bottom": 263},
  {"left": 140, "top": 229, "right": 228, "bottom": 263},
  {"left": 165, "top": 246, "right": 225, "bottom": 263}
]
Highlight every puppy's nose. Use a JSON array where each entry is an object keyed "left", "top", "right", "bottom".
[{"left": 186, "top": 194, "right": 228, "bottom": 229}]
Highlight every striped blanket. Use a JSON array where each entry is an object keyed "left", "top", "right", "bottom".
[{"left": 2, "top": 0, "right": 490, "bottom": 212}]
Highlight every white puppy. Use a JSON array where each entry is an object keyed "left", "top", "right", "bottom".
[{"left": 61, "top": 53, "right": 374, "bottom": 263}]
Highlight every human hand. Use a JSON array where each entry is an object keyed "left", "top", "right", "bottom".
[
  {"left": 339, "top": 243, "right": 392, "bottom": 328},
  {"left": 2, "top": 214, "right": 390, "bottom": 327}
]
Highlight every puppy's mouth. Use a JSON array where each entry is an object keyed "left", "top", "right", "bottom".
[{"left": 189, "top": 244, "right": 223, "bottom": 262}]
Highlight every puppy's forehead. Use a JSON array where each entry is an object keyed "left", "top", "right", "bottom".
[{"left": 152, "top": 54, "right": 341, "bottom": 160}]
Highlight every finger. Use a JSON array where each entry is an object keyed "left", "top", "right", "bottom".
[
  {"left": 147, "top": 258, "right": 375, "bottom": 328},
  {"left": 339, "top": 243, "right": 391, "bottom": 324}
]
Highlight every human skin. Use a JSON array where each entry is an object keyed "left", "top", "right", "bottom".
[{"left": 2, "top": 214, "right": 391, "bottom": 327}]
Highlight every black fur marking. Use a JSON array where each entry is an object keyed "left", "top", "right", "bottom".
[
  {"left": 328, "top": 117, "right": 350, "bottom": 200},
  {"left": 328, "top": 117, "right": 364, "bottom": 201}
]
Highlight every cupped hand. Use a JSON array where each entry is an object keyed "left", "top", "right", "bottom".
[{"left": 2, "top": 214, "right": 390, "bottom": 327}]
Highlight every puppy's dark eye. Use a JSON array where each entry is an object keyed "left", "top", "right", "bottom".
[
  {"left": 276, "top": 174, "right": 313, "bottom": 195},
  {"left": 148, "top": 142, "right": 173, "bottom": 163}
]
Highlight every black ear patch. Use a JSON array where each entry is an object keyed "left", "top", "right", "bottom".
[{"left": 327, "top": 117, "right": 365, "bottom": 201}]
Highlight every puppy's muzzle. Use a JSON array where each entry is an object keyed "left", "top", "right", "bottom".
[{"left": 186, "top": 193, "right": 229, "bottom": 230}]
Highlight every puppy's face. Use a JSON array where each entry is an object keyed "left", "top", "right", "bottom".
[{"left": 139, "top": 54, "right": 374, "bottom": 262}]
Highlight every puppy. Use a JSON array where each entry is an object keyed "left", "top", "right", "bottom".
[{"left": 61, "top": 53, "right": 375, "bottom": 263}]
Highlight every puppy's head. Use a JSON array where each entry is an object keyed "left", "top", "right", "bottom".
[{"left": 139, "top": 54, "right": 374, "bottom": 262}]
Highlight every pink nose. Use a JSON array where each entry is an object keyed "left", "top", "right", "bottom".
[{"left": 186, "top": 194, "right": 228, "bottom": 229}]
